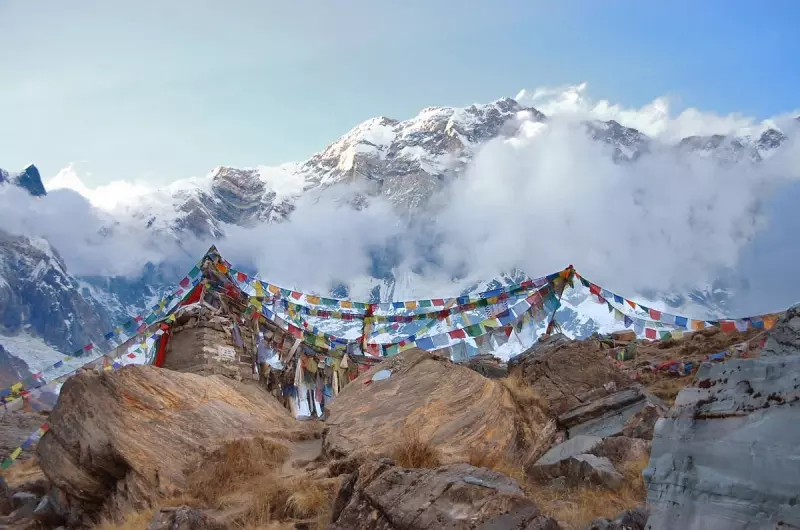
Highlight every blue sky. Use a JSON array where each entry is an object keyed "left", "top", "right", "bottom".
[{"left": 1, "top": 0, "right": 798, "bottom": 186}]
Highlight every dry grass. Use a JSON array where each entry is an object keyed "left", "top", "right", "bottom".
[
  {"left": 1, "top": 455, "right": 46, "bottom": 488},
  {"left": 459, "top": 447, "right": 649, "bottom": 530},
  {"left": 646, "top": 375, "right": 694, "bottom": 405},
  {"left": 183, "top": 438, "right": 335, "bottom": 530},
  {"left": 187, "top": 437, "right": 289, "bottom": 504},
  {"left": 501, "top": 373, "right": 550, "bottom": 414},
  {"left": 93, "top": 509, "right": 156, "bottom": 530},
  {"left": 524, "top": 453, "right": 650, "bottom": 529},
  {"left": 391, "top": 426, "right": 441, "bottom": 469}
]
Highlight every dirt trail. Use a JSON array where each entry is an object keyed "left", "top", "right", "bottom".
[{"left": 280, "top": 433, "right": 323, "bottom": 477}]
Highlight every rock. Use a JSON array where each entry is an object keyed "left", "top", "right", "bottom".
[
  {"left": 530, "top": 453, "right": 623, "bottom": 489},
  {"left": 329, "top": 461, "right": 562, "bottom": 529},
  {"left": 37, "top": 365, "right": 315, "bottom": 520},
  {"left": 509, "top": 334, "right": 636, "bottom": 415},
  {"left": 147, "top": 506, "right": 226, "bottom": 530},
  {"left": 534, "top": 435, "right": 604, "bottom": 466},
  {"left": 645, "top": 310, "right": 800, "bottom": 529},
  {"left": 558, "top": 388, "right": 644, "bottom": 429},
  {"left": 10, "top": 492, "right": 39, "bottom": 512},
  {"left": 585, "top": 507, "right": 648, "bottom": 530},
  {"left": 762, "top": 306, "right": 800, "bottom": 357},
  {"left": 323, "top": 348, "right": 551, "bottom": 464},
  {"left": 621, "top": 402, "right": 665, "bottom": 440},
  {"left": 32, "top": 495, "right": 65, "bottom": 527},
  {"left": 590, "top": 437, "right": 650, "bottom": 467},
  {"left": 0, "top": 476, "right": 11, "bottom": 515}
]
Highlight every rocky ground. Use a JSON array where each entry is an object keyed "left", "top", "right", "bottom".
[{"left": 1, "top": 309, "right": 798, "bottom": 529}]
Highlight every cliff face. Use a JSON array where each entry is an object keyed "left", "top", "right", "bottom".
[{"left": 645, "top": 307, "right": 800, "bottom": 530}]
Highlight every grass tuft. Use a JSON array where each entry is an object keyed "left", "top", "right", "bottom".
[{"left": 391, "top": 426, "right": 441, "bottom": 469}]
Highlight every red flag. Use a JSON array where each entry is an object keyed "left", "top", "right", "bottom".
[
  {"left": 83, "top": 343, "right": 94, "bottom": 352},
  {"left": 720, "top": 320, "right": 737, "bottom": 332},
  {"left": 589, "top": 284, "right": 601, "bottom": 296},
  {"left": 432, "top": 299, "right": 445, "bottom": 307},
  {"left": 291, "top": 291, "right": 302, "bottom": 300},
  {"left": 645, "top": 328, "right": 657, "bottom": 340},
  {"left": 288, "top": 325, "right": 303, "bottom": 339},
  {"left": 448, "top": 329, "right": 466, "bottom": 339},
  {"left": 179, "top": 277, "right": 190, "bottom": 288},
  {"left": 236, "top": 271, "right": 247, "bottom": 282},
  {"left": 649, "top": 309, "right": 662, "bottom": 321}
]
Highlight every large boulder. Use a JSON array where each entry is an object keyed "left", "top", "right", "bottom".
[
  {"left": 36, "top": 365, "right": 315, "bottom": 522},
  {"left": 329, "top": 460, "right": 562, "bottom": 529},
  {"left": 323, "top": 348, "right": 551, "bottom": 464},
  {"left": 509, "top": 334, "right": 636, "bottom": 415},
  {"left": 529, "top": 435, "right": 648, "bottom": 489},
  {"left": 645, "top": 307, "right": 800, "bottom": 530}
]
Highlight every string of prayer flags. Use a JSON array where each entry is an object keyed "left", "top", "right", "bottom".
[
  {"left": 574, "top": 271, "right": 784, "bottom": 339},
  {"left": 0, "top": 423, "right": 49, "bottom": 470},
  {"left": 0, "top": 261, "right": 204, "bottom": 404}
]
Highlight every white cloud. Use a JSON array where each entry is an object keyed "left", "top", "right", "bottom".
[
  {"left": 3, "top": 84, "right": 800, "bottom": 316},
  {"left": 45, "top": 164, "right": 154, "bottom": 211},
  {"left": 515, "top": 82, "right": 798, "bottom": 143}
]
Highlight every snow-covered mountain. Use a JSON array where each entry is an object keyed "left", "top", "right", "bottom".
[{"left": 1, "top": 96, "right": 798, "bottom": 372}]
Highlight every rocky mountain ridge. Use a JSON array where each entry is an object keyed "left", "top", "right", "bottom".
[{"left": 0, "top": 97, "right": 797, "bottom": 372}]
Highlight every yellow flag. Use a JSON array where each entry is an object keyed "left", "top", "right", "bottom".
[
  {"left": 341, "top": 301, "right": 353, "bottom": 309},
  {"left": 405, "top": 301, "right": 417, "bottom": 310},
  {"left": 11, "top": 382, "right": 23, "bottom": 393},
  {"left": 671, "top": 329, "right": 684, "bottom": 340},
  {"left": 268, "top": 284, "right": 280, "bottom": 295},
  {"left": 614, "top": 309, "right": 624, "bottom": 321},
  {"left": 254, "top": 281, "right": 264, "bottom": 297},
  {"left": 307, "top": 295, "right": 321, "bottom": 305},
  {"left": 763, "top": 314, "right": 778, "bottom": 329},
  {"left": 482, "top": 318, "right": 501, "bottom": 328},
  {"left": 10, "top": 447, "right": 21, "bottom": 460},
  {"left": 399, "top": 342, "right": 416, "bottom": 352}
]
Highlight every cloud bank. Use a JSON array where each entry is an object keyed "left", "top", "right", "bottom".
[{"left": 3, "top": 84, "right": 800, "bottom": 316}]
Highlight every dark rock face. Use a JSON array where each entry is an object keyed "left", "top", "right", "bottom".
[
  {"left": 329, "top": 460, "right": 562, "bottom": 529},
  {"left": 644, "top": 308, "right": 800, "bottom": 529},
  {"left": 0, "top": 230, "right": 113, "bottom": 353},
  {"left": 0, "top": 344, "right": 32, "bottom": 389},
  {"left": 0, "top": 165, "right": 46, "bottom": 197},
  {"left": 584, "top": 120, "right": 650, "bottom": 162}
]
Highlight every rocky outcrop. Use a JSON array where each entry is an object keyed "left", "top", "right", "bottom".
[
  {"left": 644, "top": 307, "right": 800, "bottom": 530},
  {"left": 529, "top": 435, "right": 649, "bottom": 490},
  {"left": 36, "top": 365, "right": 316, "bottom": 523},
  {"left": 329, "top": 460, "right": 562, "bottom": 529},
  {"left": 323, "top": 348, "right": 551, "bottom": 464},
  {"left": 0, "top": 165, "right": 46, "bottom": 197},
  {"left": 509, "top": 334, "right": 637, "bottom": 416}
]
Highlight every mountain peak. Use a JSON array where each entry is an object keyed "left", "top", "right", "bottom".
[{"left": 0, "top": 164, "right": 47, "bottom": 197}]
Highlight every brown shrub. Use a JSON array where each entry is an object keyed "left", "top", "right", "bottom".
[
  {"left": 390, "top": 427, "right": 441, "bottom": 469},
  {"left": 92, "top": 509, "right": 156, "bottom": 530},
  {"left": 187, "top": 437, "right": 289, "bottom": 505}
]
